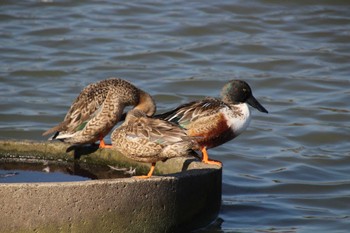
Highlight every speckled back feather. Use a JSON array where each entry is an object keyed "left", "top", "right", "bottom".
[
  {"left": 111, "top": 109, "right": 197, "bottom": 163},
  {"left": 43, "top": 78, "right": 156, "bottom": 145}
]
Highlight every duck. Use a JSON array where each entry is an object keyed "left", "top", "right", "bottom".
[
  {"left": 111, "top": 108, "right": 197, "bottom": 179},
  {"left": 155, "top": 80, "right": 268, "bottom": 166},
  {"left": 42, "top": 78, "right": 156, "bottom": 148}
]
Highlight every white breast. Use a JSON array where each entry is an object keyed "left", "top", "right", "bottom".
[{"left": 222, "top": 103, "right": 251, "bottom": 136}]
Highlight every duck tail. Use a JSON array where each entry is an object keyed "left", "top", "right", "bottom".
[
  {"left": 42, "top": 125, "right": 59, "bottom": 136},
  {"left": 42, "top": 121, "right": 68, "bottom": 137},
  {"left": 48, "top": 131, "right": 60, "bottom": 140}
]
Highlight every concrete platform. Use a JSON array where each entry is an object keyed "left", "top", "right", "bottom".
[{"left": 0, "top": 140, "right": 222, "bottom": 233}]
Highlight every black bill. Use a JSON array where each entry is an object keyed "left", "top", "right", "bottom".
[{"left": 246, "top": 95, "right": 268, "bottom": 113}]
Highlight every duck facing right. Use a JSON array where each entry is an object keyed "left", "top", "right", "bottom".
[{"left": 156, "top": 80, "right": 268, "bottom": 166}]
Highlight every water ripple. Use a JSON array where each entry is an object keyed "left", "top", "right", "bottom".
[{"left": 1, "top": 1, "right": 350, "bottom": 232}]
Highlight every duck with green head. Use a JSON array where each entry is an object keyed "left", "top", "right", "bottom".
[{"left": 156, "top": 80, "right": 268, "bottom": 166}]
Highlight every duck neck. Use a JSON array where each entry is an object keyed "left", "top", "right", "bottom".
[
  {"left": 134, "top": 90, "right": 156, "bottom": 117},
  {"left": 221, "top": 93, "right": 238, "bottom": 105}
]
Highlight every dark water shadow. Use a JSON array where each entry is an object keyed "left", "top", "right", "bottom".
[{"left": 66, "top": 144, "right": 99, "bottom": 159}]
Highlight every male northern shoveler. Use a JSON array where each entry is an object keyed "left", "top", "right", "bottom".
[
  {"left": 111, "top": 109, "right": 197, "bottom": 179},
  {"left": 42, "top": 78, "right": 156, "bottom": 148},
  {"left": 156, "top": 80, "right": 268, "bottom": 166}
]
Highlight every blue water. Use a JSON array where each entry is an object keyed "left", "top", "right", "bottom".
[
  {"left": 0, "top": 169, "right": 90, "bottom": 183},
  {"left": 1, "top": 1, "right": 350, "bottom": 232}
]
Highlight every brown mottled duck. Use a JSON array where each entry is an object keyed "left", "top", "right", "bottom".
[
  {"left": 43, "top": 78, "right": 156, "bottom": 148},
  {"left": 111, "top": 109, "right": 198, "bottom": 179}
]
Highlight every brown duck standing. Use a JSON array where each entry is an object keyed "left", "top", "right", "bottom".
[
  {"left": 43, "top": 78, "right": 156, "bottom": 148},
  {"left": 111, "top": 109, "right": 197, "bottom": 178}
]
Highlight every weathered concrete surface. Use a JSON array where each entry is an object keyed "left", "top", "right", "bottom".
[{"left": 0, "top": 140, "right": 222, "bottom": 233}]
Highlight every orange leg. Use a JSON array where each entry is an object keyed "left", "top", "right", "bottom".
[
  {"left": 135, "top": 163, "right": 156, "bottom": 179},
  {"left": 99, "top": 138, "right": 112, "bottom": 149},
  {"left": 201, "top": 147, "right": 222, "bottom": 167}
]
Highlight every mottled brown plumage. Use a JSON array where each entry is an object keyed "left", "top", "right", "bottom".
[
  {"left": 43, "top": 78, "right": 156, "bottom": 147},
  {"left": 111, "top": 109, "right": 197, "bottom": 178}
]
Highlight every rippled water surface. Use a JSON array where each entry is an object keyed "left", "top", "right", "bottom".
[{"left": 1, "top": 1, "right": 350, "bottom": 232}]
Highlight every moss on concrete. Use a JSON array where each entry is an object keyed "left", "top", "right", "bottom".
[{"left": 0, "top": 140, "right": 222, "bottom": 233}]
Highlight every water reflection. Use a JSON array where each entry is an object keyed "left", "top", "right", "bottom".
[{"left": 0, "top": 161, "right": 131, "bottom": 183}]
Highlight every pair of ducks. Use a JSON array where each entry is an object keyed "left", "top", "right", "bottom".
[{"left": 43, "top": 78, "right": 268, "bottom": 178}]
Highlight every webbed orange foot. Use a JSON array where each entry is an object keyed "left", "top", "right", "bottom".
[
  {"left": 202, "top": 158, "right": 222, "bottom": 167},
  {"left": 134, "top": 175, "right": 152, "bottom": 179},
  {"left": 99, "top": 139, "right": 112, "bottom": 149},
  {"left": 134, "top": 163, "right": 156, "bottom": 179},
  {"left": 201, "top": 147, "right": 222, "bottom": 167}
]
